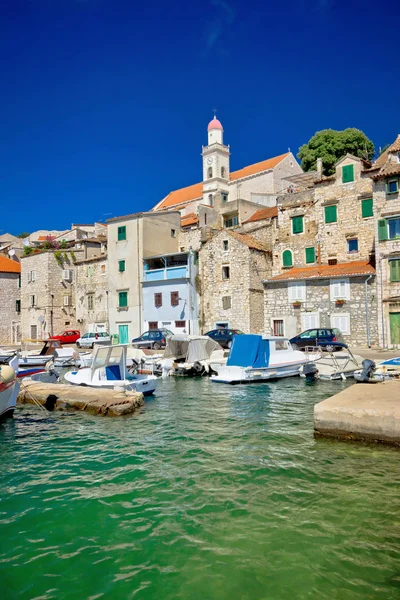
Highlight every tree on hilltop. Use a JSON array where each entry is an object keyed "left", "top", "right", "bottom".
[
  {"left": 17, "top": 232, "right": 30, "bottom": 238},
  {"left": 298, "top": 128, "right": 375, "bottom": 176}
]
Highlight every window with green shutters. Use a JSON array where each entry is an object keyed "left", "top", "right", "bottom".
[
  {"left": 305, "top": 247, "right": 315, "bottom": 264},
  {"left": 291, "top": 216, "right": 303, "bottom": 234},
  {"left": 324, "top": 205, "right": 337, "bottom": 223},
  {"left": 361, "top": 198, "right": 373, "bottom": 218},
  {"left": 342, "top": 164, "right": 354, "bottom": 183},
  {"left": 117, "top": 226, "right": 126, "bottom": 241},
  {"left": 390, "top": 260, "right": 400, "bottom": 282},
  {"left": 16, "top": 299, "right": 21, "bottom": 313},
  {"left": 282, "top": 250, "right": 293, "bottom": 267},
  {"left": 118, "top": 260, "right": 125, "bottom": 272},
  {"left": 118, "top": 291, "right": 128, "bottom": 307},
  {"left": 378, "top": 219, "right": 388, "bottom": 241}
]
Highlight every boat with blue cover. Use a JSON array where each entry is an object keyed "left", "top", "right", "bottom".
[{"left": 210, "top": 335, "right": 309, "bottom": 384}]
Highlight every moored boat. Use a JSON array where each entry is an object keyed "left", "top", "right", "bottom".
[
  {"left": 354, "top": 357, "right": 400, "bottom": 383},
  {"left": 211, "top": 334, "right": 309, "bottom": 384},
  {"left": 160, "top": 334, "right": 223, "bottom": 376},
  {"left": 17, "top": 340, "right": 78, "bottom": 368},
  {"left": 0, "top": 362, "right": 20, "bottom": 419},
  {"left": 300, "top": 342, "right": 362, "bottom": 381},
  {"left": 64, "top": 344, "right": 157, "bottom": 395}
]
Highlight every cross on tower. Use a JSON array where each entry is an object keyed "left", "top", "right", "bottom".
[{"left": 212, "top": 108, "right": 217, "bottom": 118}]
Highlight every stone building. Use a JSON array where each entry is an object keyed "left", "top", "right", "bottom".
[
  {"left": 199, "top": 229, "right": 271, "bottom": 333},
  {"left": 263, "top": 154, "right": 378, "bottom": 346},
  {"left": 368, "top": 134, "right": 400, "bottom": 347},
  {"left": 74, "top": 255, "right": 109, "bottom": 334},
  {"left": 0, "top": 256, "right": 21, "bottom": 344},
  {"left": 106, "top": 210, "right": 181, "bottom": 342}
]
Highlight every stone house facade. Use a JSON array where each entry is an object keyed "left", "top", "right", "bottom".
[
  {"left": 0, "top": 256, "right": 21, "bottom": 344},
  {"left": 75, "top": 255, "right": 109, "bottom": 334},
  {"left": 199, "top": 229, "right": 271, "bottom": 333},
  {"left": 368, "top": 135, "right": 400, "bottom": 347},
  {"left": 20, "top": 250, "right": 77, "bottom": 341},
  {"left": 263, "top": 155, "right": 378, "bottom": 346}
]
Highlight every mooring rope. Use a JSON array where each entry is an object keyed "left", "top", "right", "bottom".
[{"left": 20, "top": 381, "right": 49, "bottom": 414}]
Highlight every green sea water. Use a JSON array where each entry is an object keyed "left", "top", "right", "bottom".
[{"left": 1, "top": 377, "right": 400, "bottom": 600}]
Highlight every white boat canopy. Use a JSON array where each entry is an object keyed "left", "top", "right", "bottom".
[{"left": 163, "top": 335, "right": 221, "bottom": 362}]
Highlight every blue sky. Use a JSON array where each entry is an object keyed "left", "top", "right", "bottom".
[{"left": 1, "top": 0, "right": 398, "bottom": 235}]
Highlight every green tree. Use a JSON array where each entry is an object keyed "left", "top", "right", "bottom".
[
  {"left": 298, "top": 128, "right": 375, "bottom": 176},
  {"left": 17, "top": 232, "right": 30, "bottom": 238}
]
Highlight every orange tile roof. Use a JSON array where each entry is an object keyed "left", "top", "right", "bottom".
[
  {"left": 243, "top": 206, "right": 278, "bottom": 223},
  {"left": 181, "top": 213, "right": 199, "bottom": 228},
  {"left": 0, "top": 256, "right": 21, "bottom": 273},
  {"left": 228, "top": 231, "right": 269, "bottom": 252},
  {"left": 266, "top": 260, "right": 375, "bottom": 282},
  {"left": 155, "top": 153, "right": 290, "bottom": 211}
]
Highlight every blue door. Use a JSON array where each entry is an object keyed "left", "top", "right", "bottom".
[{"left": 118, "top": 325, "right": 129, "bottom": 344}]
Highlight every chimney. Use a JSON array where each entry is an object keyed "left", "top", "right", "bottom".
[{"left": 316, "top": 158, "right": 323, "bottom": 179}]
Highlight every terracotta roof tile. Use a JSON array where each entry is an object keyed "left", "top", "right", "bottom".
[
  {"left": 155, "top": 153, "right": 290, "bottom": 211},
  {"left": 266, "top": 260, "right": 375, "bottom": 282},
  {"left": 242, "top": 206, "right": 278, "bottom": 223},
  {"left": 181, "top": 213, "right": 199, "bottom": 228},
  {"left": 388, "top": 134, "right": 400, "bottom": 153},
  {"left": 373, "top": 163, "right": 400, "bottom": 179},
  {"left": 0, "top": 256, "right": 21, "bottom": 273},
  {"left": 227, "top": 231, "right": 269, "bottom": 252}
]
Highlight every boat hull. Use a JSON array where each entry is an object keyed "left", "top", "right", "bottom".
[
  {"left": 0, "top": 379, "right": 20, "bottom": 420},
  {"left": 211, "top": 363, "right": 303, "bottom": 384},
  {"left": 64, "top": 369, "right": 157, "bottom": 395}
]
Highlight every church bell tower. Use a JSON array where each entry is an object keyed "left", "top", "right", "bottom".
[{"left": 202, "top": 115, "right": 230, "bottom": 206}]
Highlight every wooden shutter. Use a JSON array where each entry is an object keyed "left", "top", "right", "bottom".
[
  {"left": 117, "top": 226, "right": 126, "bottom": 241},
  {"left": 378, "top": 219, "right": 388, "bottom": 241},
  {"left": 154, "top": 293, "right": 162, "bottom": 307},
  {"left": 170, "top": 291, "right": 179, "bottom": 306},
  {"left": 119, "top": 260, "right": 125, "bottom": 272},
  {"left": 305, "top": 247, "right": 315, "bottom": 263},
  {"left": 361, "top": 198, "right": 373, "bottom": 218},
  {"left": 292, "top": 216, "right": 303, "bottom": 234},
  {"left": 390, "top": 260, "right": 400, "bottom": 282},
  {"left": 342, "top": 165, "right": 354, "bottom": 183},
  {"left": 118, "top": 291, "right": 128, "bottom": 307},
  {"left": 325, "top": 205, "right": 337, "bottom": 223},
  {"left": 288, "top": 282, "right": 305, "bottom": 301},
  {"left": 282, "top": 250, "right": 293, "bottom": 267}
]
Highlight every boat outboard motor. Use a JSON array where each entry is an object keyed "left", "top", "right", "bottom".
[
  {"left": 358, "top": 359, "right": 376, "bottom": 383},
  {"left": 303, "top": 362, "right": 318, "bottom": 382}
]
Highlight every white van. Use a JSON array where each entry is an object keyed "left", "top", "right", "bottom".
[{"left": 76, "top": 332, "right": 111, "bottom": 348}]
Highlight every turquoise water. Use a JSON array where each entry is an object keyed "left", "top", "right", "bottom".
[{"left": 1, "top": 377, "right": 400, "bottom": 599}]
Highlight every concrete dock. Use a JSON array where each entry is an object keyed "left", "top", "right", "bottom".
[
  {"left": 18, "top": 381, "right": 144, "bottom": 417},
  {"left": 314, "top": 380, "right": 400, "bottom": 445}
]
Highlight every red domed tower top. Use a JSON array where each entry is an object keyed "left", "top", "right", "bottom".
[{"left": 207, "top": 116, "right": 223, "bottom": 131}]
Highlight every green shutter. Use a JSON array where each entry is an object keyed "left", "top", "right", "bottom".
[
  {"left": 119, "top": 260, "right": 125, "bottom": 272},
  {"left": 118, "top": 291, "right": 128, "bottom": 307},
  {"left": 378, "top": 219, "right": 388, "bottom": 241},
  {"left": 16, "top": 300, "right": 21, "bottom": 312},
  {"left": 305, "top": 247, "right": 315, "bottom": 264},
  {"left": 292, "top": 216, "right": 303, "bottom": 234},
  {"left": 325, "top": 205, "right": 337, "bottom": 223},
  {"left": 362, "top": 198, "right": 373, "bottom": 218},
  {"left": 282, "top": 250, "right": 293, "bottom": 267},
  {"left": 342, "top": 164, "right": 354, "bottom": 183},
  {"left": 390, "top": 260, "right": 400, "bottom": 282},
  {"left": 118, "top": 226, "right": 126, "bottom": 241}
]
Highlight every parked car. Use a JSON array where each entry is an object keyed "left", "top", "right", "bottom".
[
  {"left": 76, "top": 332, "right": 111, "bottom": 348},
  {"left": 48, "top": 330, "right": 80, "bottom": 344},
  {"left": 204, "top": 328, "right": 244, "bottom": 349},
  {"left": 131, "top": 329, "right": 172, "bottom": 350},
  {"left": 290, "top": 328, "right": 344, "bottom": 350}
]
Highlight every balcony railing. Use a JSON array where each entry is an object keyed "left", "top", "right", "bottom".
[{"left": 143, "top": 265, "right": 188, "bottom": 282}]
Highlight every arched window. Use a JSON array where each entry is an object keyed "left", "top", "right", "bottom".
[
  {"left": 282, "top": 249, "right": 293, "bottom": 267},
  {"left": 221, "top": 166, "right": 226, "bottom": 178},
  {"left": 207, "top": 167, "right": 213, "bottom": 178},
  {"left": 208, "top": 194, "right": 213, "bottom": 207}
]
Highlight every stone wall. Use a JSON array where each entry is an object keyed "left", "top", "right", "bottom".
[
  {"left": 178, "top": 227, "right": 203, "bottom": 252},
  {"left": 21, "top": 251, "right": 77, "bottom": 340},
  {"left": 75, "top": 255, "right": 109, "bottom": 333},
  {"left": 0, "top": 272, "right": 21, "bottom": 344},
  {"left": 264, "top": 276, "right": 378, "bottom": 347}
]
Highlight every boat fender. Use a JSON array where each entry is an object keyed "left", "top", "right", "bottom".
[
  {"left": 45, "top": 394, "right": 58, "bottom": 411},
  {"left": 358, "top": 359, "right": 376, "bottom": 383},
  {"left": 193, "top": 362, "right": 203, "bottom": 373},
  {"left": 0, "top": 365, "right": 16, "bottom": 384}
]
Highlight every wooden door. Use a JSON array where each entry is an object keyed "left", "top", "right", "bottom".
[{"left": 389, "top": 313, "right": 400, "bottom": 345}]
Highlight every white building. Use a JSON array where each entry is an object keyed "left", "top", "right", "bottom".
[{"left": 142, "top": 251, "right": 198, "bottom": 335}]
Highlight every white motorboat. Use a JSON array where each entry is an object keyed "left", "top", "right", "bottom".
[
  {"left": 64, "top": 344, "right": 157, "bottom": 395},
  {"left": 160, "top": 334, "right": 222, "bottom": 376},
  {"left": 17, "top": 340, "right": 78, "bottom": 368},
  {"left": 300, "top": 343, "right": 363, "bottom": 381},
  {"left": 0, "top": 362, "right": 20, "bottom": 419},
  {"left": 211, "top": 335, "right": 309, "bottom": 384}
]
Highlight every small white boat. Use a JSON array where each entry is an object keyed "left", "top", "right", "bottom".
[
  {"left": 17, "top": 340, "right": 78, "bottom": 368},
  {"left": 0, "top": 362, "right": 20, "bottom": 419},
  {"left": 300, "top": 343, "right": 362, "bottom": 381},
  {"left": 160, "top": 334, "right": 223, "bottom": 376},
  {"left": 64, "top": 345, "right": 157, "bottom": 395},
  {"left": 354, "top": 357, "right": 400, "bottom": 383},
  {"left": 211, "top": 335, "right": 309, "bottom": 384}
]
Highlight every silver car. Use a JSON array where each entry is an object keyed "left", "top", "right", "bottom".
[{"left": 76, "top": 332, "right": 111, "bottom": 348}]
